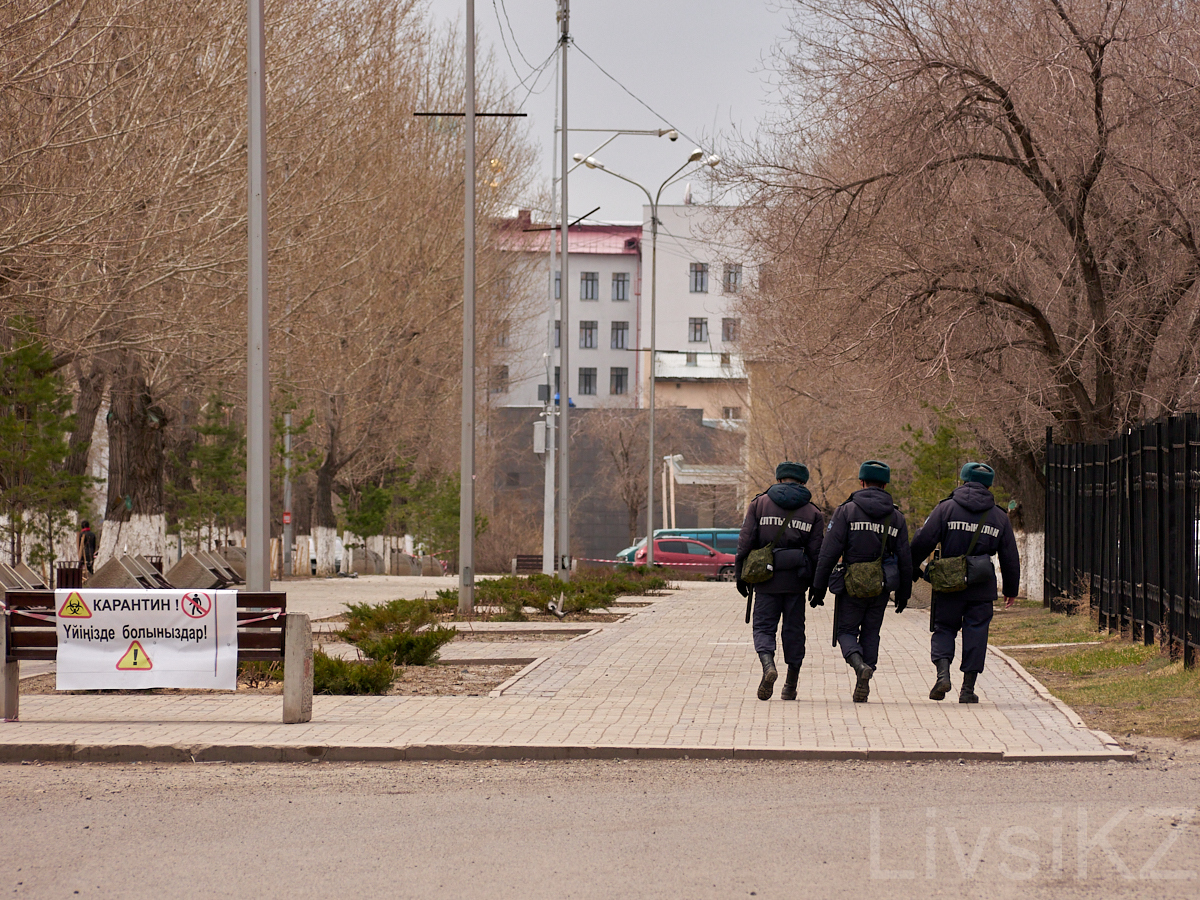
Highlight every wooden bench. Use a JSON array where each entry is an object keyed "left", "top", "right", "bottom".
[
  {"left": 2, "top": 590, "right": 312, "bottom": 724},
  {"left": 511, "top": 554, "right": 546, "bottom": 574}
]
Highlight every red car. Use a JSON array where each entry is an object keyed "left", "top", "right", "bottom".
[{"left": 634, "top": 538, "right": 736, "bottom": 580}]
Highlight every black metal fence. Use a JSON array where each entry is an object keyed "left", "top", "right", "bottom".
[{"left": 1044, "top": 414, "right": 1200, "bottom": 667}]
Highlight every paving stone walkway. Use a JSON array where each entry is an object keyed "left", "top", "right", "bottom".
[{"left": 0, "top": 582, "right": 1129, "bottom": 762}]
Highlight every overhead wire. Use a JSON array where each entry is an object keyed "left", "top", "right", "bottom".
[
  {"left": 571, "top": 40, "right": 710, "bottom": 153},
  {"left": 491, "top": 0, "right": 533, "bottom": 80},
  {"left": 493, "top": 44, "right": 559, "bottom": 112},
  {"left": 496, "top": 0, "right": 537, "bottom": 71}
]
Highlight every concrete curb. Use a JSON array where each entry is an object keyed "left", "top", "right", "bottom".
[
  {"left": 0, "top": 741, "right": 1133, "bottom": 765},
  {"left": 988, "top": 645, "right": 1134, "bottom": 759}
]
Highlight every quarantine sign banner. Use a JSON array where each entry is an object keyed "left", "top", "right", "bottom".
[{"left": 55, "top": 590, "right": 238, "bottom": 691}]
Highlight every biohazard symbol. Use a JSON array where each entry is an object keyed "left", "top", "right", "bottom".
[
  {"left": 116, "top": 641, "right": 153, "bottom": 670},
  {"left": 58, "top": 592, "right": 92, "bottom": 619}
]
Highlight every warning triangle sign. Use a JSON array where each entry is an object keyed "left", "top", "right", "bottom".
[
  {"left": 58, "top": 592, "right": 92, "bottom": 619},
  {"left": 116, "top": 641, "right": 153, "bottom": 670}
]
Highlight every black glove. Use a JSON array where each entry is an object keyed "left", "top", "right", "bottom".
[
  {"left": 736, "top": 579, "right": 749, "bottom": 598},
  {"left": 894, "top": 597, "right": 908, "bottom": 614},
  {"left": 808, "top": 587, "right": 825, "bottom": 608}
]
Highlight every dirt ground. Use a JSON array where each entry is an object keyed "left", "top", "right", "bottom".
[{"left": 20, "top": 662, "right": 525, "bottom": 698}]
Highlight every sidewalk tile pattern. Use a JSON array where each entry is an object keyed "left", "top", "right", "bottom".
[{"left": 1, "top": 583, "right": 1127, "bottom": 760}]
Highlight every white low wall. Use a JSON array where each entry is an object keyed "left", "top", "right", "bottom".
[{"left": 990, "top": 530, "right": 1043, "bottom": 602}]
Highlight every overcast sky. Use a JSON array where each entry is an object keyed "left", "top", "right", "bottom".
[{"left": 423, "top": 0, "right": 792, "bottom": 224}]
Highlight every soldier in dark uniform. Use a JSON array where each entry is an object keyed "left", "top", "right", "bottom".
[
  {"left": 810, "top": 460, "right": 912, "bottom": 703},
  {"left": 910, "top": 462, "right": 1020, "bottom": 703},
  {"left": 735, "top": 462, "right": 825, "bottom": 701}
]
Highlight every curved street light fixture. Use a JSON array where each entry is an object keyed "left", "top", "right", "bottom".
[{"left": 573, "top": 149, "right": 720, "bottom": 566}]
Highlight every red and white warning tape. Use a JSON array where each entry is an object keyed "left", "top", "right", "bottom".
[
  {"left": 575, "top": 556, "right": 733, "bottom": 569},
  {"left": 4, "top": 608, "right": 284, "bottom": 626},
  {"left": 237, "top": 611, "right": 283, "bottom": 626},
  {"left": 7, "top": 609, "right": 55, "bottom": 623}
]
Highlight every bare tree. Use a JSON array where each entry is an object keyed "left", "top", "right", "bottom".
[
  {"left": 3, "top": 1, "right": 539, "bottom": 561},
  {"left": 723, "top": 0, "right": 1200, "bottom": 523}
]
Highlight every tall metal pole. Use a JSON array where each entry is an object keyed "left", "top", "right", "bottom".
[
  {"left": 556, "top": 0, "right": 571, "bottom": 581},
  {"left": 542, "top": 52, "right": 561, "bottom": 577},
  {"left": 459, "top": 0, "right": 476, "bottom": 614},
  {"left": 246, "top": 0, "right": 270, "bottom": 592},
  {"left": 646, "top": 204, "right": 657, "bottom": 566}
]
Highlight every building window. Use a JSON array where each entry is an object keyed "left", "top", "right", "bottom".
[
  {"left": 686, "top": 352, "right": 699, "bottom": 367},
  {"left": 689, "top": 262, "right": 709, "bottom": 293},
  {"left": 612, "top": 272, "right": 629, "bottom": 301},
  {"left": 505, "top": 472, "right": 520, "bottom": 487},
  {"left": 580, "top": 271, "right": 599, "bottom": 300},
  {"left": 723, "top": 407, "right": 742, "bottom": 420},
  {"left": 720, "top": 352, "right": 731, "bottom": 366},
  {"left": 579, "top": 320, "right": 597, "bottom": 349},
  {"left": 555, "top": 270, "right": 561, "bottom": 300},
  {"left": 554, "top": 366, "right": 560, "bottom": 394},
  {"left": 723, "top": 264, "right": 742, "bottom": 294},
  {"left": 611, "top": 321, "right": 628, "bottom": 350},
  {"left": 610, "top": 367, "right": 628, "bottom": 395},
  {"left": 554, "top": 319, "right": 560, "bottom": 348},
  {"left": 495, "top": 319, "right": 510, "bottom": 348},
  {"left": 579, "top": 367, "right": 597, "bottom": 395},
  {"left": 722, "top": 317, "right": 740, "bottom": 343},
  {"left": 489, "top": 365, "right": 509, "bottom": 394},
  {"left": 688, "top": 318, "right": 709, "bottom": 343}
]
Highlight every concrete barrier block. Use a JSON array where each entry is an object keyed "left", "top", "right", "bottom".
[
  {"left": 2, "top": 612, "right": 18, "bottom": 722},
  {"left": 283, "top": 612, "right": 313, "bottom": 724}
]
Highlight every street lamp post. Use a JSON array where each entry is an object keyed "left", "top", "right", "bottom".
[{"left": 574, "top": 150, "right": 719, "bottom": 566}]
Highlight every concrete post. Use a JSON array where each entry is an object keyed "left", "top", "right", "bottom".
[
  {"left": 282, "top": 612, "right": 312, "bottom": 724},
  {"left": 1, "top": 612, "right": 18, "bottom": 722}
]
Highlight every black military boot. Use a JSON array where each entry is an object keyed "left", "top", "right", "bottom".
[
  {"left": 959, "top": 671, "right": 979, "bottom": 704},
  {"left": 929, "top": 658, "right": 952, "bottom": 701},
  {"left": 847, "top": 651, "right": 874, "bottom": 703},
  {"left": 756, "top": 651, "right": 778, "bottom": 700},
  {"left": 780, "top": 664, "right": 800, "bottom": 701}
]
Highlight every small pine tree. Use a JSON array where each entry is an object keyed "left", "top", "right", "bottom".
[
  {"left": 894, "top": 407, "right": 1009, "bottom": 522},
  {"left": 896, "top": 410, "right": 978, "bottom": 522},
  {"left": 0, "top": 332, "right": 88, "bottom": 568}
]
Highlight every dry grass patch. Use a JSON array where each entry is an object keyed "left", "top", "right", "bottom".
[
  {"left": 988, "top": 598, "right": 1108, "bottom": 647},
  {"left": 994, "top": 603, "right": 1200, "bottom": 742}
]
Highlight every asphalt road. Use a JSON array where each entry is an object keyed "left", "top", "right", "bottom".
[{"left": 3, "top": 745, "right": 1198, "bottom": 899}]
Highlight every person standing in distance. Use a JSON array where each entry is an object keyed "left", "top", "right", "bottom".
[
  {"left": 909, "top": 462, "right": 1020, "bottom": 703},
  {"left": 735, "top": 461, "right": 825, "bottom": 701},
  {"left": 77, "top": 519, "right": 98, "bottom": 576},
  {"left": 810, "top": 460, "right": 912, "bottom": 703}
]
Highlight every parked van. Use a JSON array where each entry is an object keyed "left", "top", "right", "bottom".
[{"left": 617, "top": 528, "right": 740, "bottom": 563}]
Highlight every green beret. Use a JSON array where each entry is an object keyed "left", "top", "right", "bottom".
[
  {"left": 775, "top": 461, "right": 809, "bottom": 483},
  {"left": 858, "top": 460, "right": 890, "bottom": 484},
  {"left": 960, "top": 462, "right": 995, "bottom": 487}
]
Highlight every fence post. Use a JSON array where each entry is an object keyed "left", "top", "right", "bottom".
[
  {"left": 1186, "top": 413, "right": 1198, "bottom": 668},
  {"left": 1044, "top": 426, "right": 1054, "bottom": 607},
  {"left": 1156, "top": 420, "right": 1169, "bottom": 651}
]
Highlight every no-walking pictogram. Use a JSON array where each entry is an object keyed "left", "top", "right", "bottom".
[
  {"left": 58, "top": 592, "right": 92, "bottom": 619},
  {"left": 116, "top": 641, "right": 153, "bottom": 670},
  {"left": 180, "top": 591, "right": 212, "bottom": 619}
]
